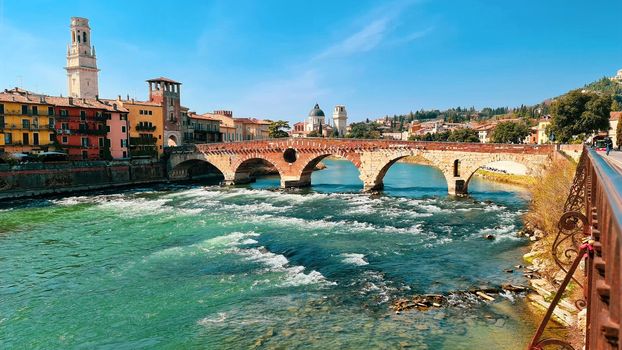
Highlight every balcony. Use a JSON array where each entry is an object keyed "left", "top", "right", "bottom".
[
  {"left": 130, "top": 136, "right": 157, "bottom": 145},
  {"left": 70, "top": 128, "right": 107, "bottom": 135},
  {"left": 135, "top": 124, "right": 157, "bottom": 132},
  {"left": 1, "top": 124, "right": 54, "bottom": 131}
]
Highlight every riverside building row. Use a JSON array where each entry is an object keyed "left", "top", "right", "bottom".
[{"left": 0, "top": 17, "right": 270, "bottom": 161}]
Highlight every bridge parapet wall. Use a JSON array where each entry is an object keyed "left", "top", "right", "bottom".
[{"left": 169, "top": 138, "right": 556, "bottom": 194}]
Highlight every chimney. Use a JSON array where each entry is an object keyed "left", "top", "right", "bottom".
[
  {"left": 68, "top": 97, "right": 74, "bottom": 105},
  {"left": 117, "top": 95, "right": 121, "bottom": 101},
  {"left": 95, "top": 94, "right": 99, "bottom": 101}
]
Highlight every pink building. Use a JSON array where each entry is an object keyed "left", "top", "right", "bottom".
[{"left": 104, "top": 102, "right": 129, "bottom": 159}]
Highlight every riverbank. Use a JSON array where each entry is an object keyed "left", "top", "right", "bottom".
[
  {"left": 0, "top": 159, "right": 166, "bottom": 200},
  {"left": 399, "top": 155, "right": 535, "bottom": 187},
  {"left": 520, "top": 156, "right": 584, "bottom": 347}
]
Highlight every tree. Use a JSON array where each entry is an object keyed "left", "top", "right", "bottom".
[
  {"left": 307, "top": 130, "right": 320, "bottom": 137},
  {"left": 268, "top": 120, "right": 290, "bottom": 138},
  {"left": 346, "top": 122, "right": 381, "bottom": 139},
  {"left": 611, "top": 99, "right": 622, "bottom": 112},
  {"left": 447, "top": 128, "right": 480, "bottom": 143},
  {"left": 549, "top": 89, "right": 612, "bottom": 143},
  {"left": 491, "top": 121, "right": 530, "bottom": 144},
  {"left": 617, "top": 115, "right": 622, "bottom": 150}
]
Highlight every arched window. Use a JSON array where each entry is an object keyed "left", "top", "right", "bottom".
[
  {"left": 72, "top": 31, "right": 76, "bottom": 43},
  {"left": 453, "top": 159, "right": 460, "bottom": 177},
  {"left": 83, "top": 32, "right": 87, "bottom": 43}
]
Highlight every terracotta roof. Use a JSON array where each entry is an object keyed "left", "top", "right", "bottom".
[
  {"left": 610, "top": 111, "right": 622, "bottom": 121},
  {"left": 233, "top": 118, "right": 257, "bottom": 124},
  {"left": 103, "top": 98, "right": 161, "bottom": 107},
  {"left": 0, "top": 90, "right": 128, "bottom": 112},
  {"left": 46, "top": 96, "right": 129, "bottom": 112},
  {"left": 189, "top": 113, "right": 220, "bottom": 122},
  {"left": 146, "top": 77, "right": 181, "bottom": 84}
]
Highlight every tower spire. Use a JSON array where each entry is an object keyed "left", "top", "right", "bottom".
[{"left": 65, "top": 17, "right": 100, "bottom": 98}]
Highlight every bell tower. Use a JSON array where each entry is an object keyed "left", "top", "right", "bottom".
[
  {"left": 65, "top": 17, "right": 99, "bottom": 98},
  {"left": 333, "top": 105, "right": 348, "bottom": 137}
]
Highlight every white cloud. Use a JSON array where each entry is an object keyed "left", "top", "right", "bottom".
[{"left": 316, "top": 18, "right": 392, "bottom": 59}]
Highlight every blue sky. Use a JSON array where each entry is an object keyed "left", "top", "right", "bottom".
[{"left": 1, "top": 0, "right": 621, "bottom": 123}]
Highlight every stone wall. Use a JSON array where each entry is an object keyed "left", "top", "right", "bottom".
[{"left": 0, "top": 160, "right": 166, "bottom": 200}]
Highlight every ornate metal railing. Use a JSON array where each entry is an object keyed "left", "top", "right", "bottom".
[{"left": 528, "top": 146, "right": 621, "bottom": 350}]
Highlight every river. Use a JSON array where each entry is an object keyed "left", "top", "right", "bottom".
[{"left": 0, "top": 159, "right": 546, "bottom": 349}]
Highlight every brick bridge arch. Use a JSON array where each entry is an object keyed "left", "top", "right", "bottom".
[{"left": 166, "top": 138, "right": 557, "bottom": 195}]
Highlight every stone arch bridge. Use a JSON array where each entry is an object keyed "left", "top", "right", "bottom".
[{"left": 166, "top": 138, "right": 557, "bottom": 195}]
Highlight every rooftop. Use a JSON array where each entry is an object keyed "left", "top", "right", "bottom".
[{"left": 146, "top": 77, "right": 181, "bottom": 84}]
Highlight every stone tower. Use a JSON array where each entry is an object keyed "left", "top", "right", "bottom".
[
  {"left": 148, "top": 77, "right": 182, "bottom": 146},
  {"left": 66, "top": 17, "right": 99, "bottom": 99},
  {"left": 333, "top": 105, "right": 347, "bottom": 137}
]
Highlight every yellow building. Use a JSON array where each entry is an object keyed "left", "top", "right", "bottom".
[
  {"left": 537, "top": 119, "right": 552, "bottom": 144},
  {"left": 0, "top": 88, "right": 57, "bottom": 154},
  {"left": 110, "top": 98, "right": 163, "bottom": 158}
]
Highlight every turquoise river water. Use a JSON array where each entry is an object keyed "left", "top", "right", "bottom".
[{"left": 0, "top": 159, "right": 548, "bottom": 349}]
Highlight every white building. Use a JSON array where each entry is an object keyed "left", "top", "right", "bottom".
[
  {"left": 611, "top": 69, "right": 622, "bottom": 82},
  {"left": 332, "top": 105, "right": 348, "bottom": 137},
  {"left": 305, "top": 103, "right": 326, "bottom": 132},
  {"left": 66, "top": 17, "right": 100, "bottom": 99}
]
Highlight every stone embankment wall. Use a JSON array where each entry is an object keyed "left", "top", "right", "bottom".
[{"left": 0, "top": 160, "right": 166, "bottom": 200}]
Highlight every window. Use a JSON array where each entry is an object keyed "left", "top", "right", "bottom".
[
  {"left": 83, "top": 32, "right": 87, "bottom": 43},
  {"left": 22, "top": 133, "right": 29, "bottom": 145},
  {"left": 60, "top": 109, "right": 68, "bottom": 117},
  {"left": 99, "top": 138, "right": 104, "bottom": 147},
  {"left": 32, "top": 106, "right": 38, "bottom": 115},
  {"left": 48, "top": 107, "right": 54, "bottom": 116},
  {"left": 22, "top": 119, "right": 30, "bottom": 129},
  {"left": 106, "top": 126, "right": 110, "bottom": 132},
  {"left": 81, "top": 137, "right": 89, "bottom": 147},
  {"left": 80, "top": 111, "right": 86, "bottom": 120},
  {"left": 33, "top": 133, "right": 39, "bottom": 145},
  {"left": 62, "top": 136, "right": 68, "bottom": 144},
  {"left": 0, "top": 116, "right": 4, "bottom": 128},
  {"left": 21, "top": 105, "right": 28, "bottom": 114},
  {"left": 0, "top": 103, "right": 4, "bottom": 114},
  {"left": 61, "top": 123, "right": 69, "bottom": 130},
  {"left": 139, "top": 110, "right": 144, "bottom": 115},
  {"left": 122, "top": 151, "right": 127, "bottom": 158},
  {"left": 82, "top": 151, "right": 88, "bottom": 160},
  {"left": 48, "top": 117, "right": 55, "bottom": 128},
  {"left": 4, "top": 133, "right": 12, "bottom": 144},
  {"left": 121, "top": 139, "right": 128, "bottom": 148},
  {"left": 121, "top": 126, "right": 126, "bottom": 133}
]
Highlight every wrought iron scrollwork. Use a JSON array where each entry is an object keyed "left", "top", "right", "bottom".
[
  {"left": 550, "top": 152, "right": 589, "bottom": 287},
  {"left": 551, "top": 211, "right": 588, "bottom": 287},
  {"left": 528, "top": 151, "right": 591, "bottom": 350}
]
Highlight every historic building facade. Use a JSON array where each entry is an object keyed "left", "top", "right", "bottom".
[{"left": 0, "top": 88, "right": 57, "bottom": 154}]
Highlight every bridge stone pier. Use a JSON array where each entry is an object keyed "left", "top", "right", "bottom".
[{"left": 166, "top": 138, "right": 556, "bottom": 195}]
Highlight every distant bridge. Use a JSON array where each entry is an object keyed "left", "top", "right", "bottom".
[{"left": 166, "top": 138, "right": 556, "bottom": 195}]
